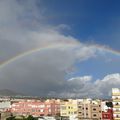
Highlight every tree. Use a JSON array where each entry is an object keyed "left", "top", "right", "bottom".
[
  {"left": 26, "top": 115, "right": 37, "bottom": 120},
  {"left": 106, "top": 101, "right": 113, "bottom": 108},
  {"left": 6, "top": 116, "right": 15, "bottom": 120}
]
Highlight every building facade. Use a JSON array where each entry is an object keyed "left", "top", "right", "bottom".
[
  {"left": 0, "top": 111, "right": 12, "bottom": 120},
  {"left": 101, "top": 100, "right": 113, "bottom": 120},
  {"left": 91, "top": 100, "right": 102, "bottom": 120},
  {"left": 11, "top": 99, "right": 60, "bottom": 117},
  {"left": 77, "top": 99, "right": 102, "bottom": 120},
  {"left": 102, "top": 109, "right": 113, "bottom": 120},
  {"left": 0, "top": 101, "right": 11, "bottom": 112},
  {"left": 112, "top": 88, "right": 120, "bottom": 120},
  {"left": 60, "top": 99, "right": 78, "bottom": 119},
  {"left": 60, "top": 99, "right": 103, "bottom": 120},
  {"left": 77, "top": 99, "right": 92, "bottom": 119}
]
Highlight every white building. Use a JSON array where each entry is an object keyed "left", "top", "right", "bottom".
[
  {"left": 0, "top": 101, "right": 11, "bottom": 112},
  {"left": 69, "top": 115, "right": 78, "bottom": 120}
]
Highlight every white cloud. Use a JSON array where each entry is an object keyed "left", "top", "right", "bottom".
[
  {"left": 55, "top": 73, "right": 120, "bottom": 98},
  {"left": 94, "top": 73, "right": 120, "bottom": 97},
  {"left": 0, "top": 0, "right": 115, "bottom": 63}
]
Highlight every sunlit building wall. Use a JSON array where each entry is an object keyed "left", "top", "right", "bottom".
[
  {"left": 91, "top": 100, "right": 102, "bottom": 120},
  {"left": 77, "top": 99, "right": 92, "bottom": 119},
  {"left": 112, "top": 88, "right": 120, "bottom": 120},
  {"left": 60, "top": 99, "right": 78, "bottom": 119}
]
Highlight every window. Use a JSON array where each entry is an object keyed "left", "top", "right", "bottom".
[
  {"left": 48, "top": 109, "right": 51, "bottom": 112},
  {"left": 116, "top": 109, "right": 119, "bottom": 111},
  {"left": 47, "top": 105, "right": 50, "bottom": 107},
  {"left": 93, "top": 108, "right": 96, "bottom": 111},
  {"left": 62, "top": 113, "right": 66, "bottom": 115},
  {"left": 116, "top": 115, "right": 119, "bottom": 118},
  {"left": 61, "top": 106, "right": 66, "bottom": 110},
  {"left": 78, "top": 106, "right": 82, "bottom": 108},
  {"left": 74, "top": 111, "right": 77, "bottom": 114},
  {"left": 116, "top": 103, "right": 119, "bottom": 105},
  {"left": 40, "top": 105, "right": 45, "bottom": 108},
  {"left": 116, "top": 97, "right": 118, "bottom": 99},
  {"left": 93, "top": 114, "right": 97, "bottom": 117},
  {"left": 71, "top": 112, "right": 73, "bottom": 114},
  {"left": 40, "top": 109, "right": 44, "bottom": 112},
  {"left": 32, "top": 109, "right": 35, "bottom": 112}
]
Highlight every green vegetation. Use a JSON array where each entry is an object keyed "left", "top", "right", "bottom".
[{"left": 6, "top": 115, "right": 38, "bottom": 120}]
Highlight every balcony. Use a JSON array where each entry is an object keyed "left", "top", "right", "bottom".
[
  {"left": 114, "top": 118, "right": 120, "bottom": 120},
  {"left": 113, "top": 99, "right": 120, "bottom": 102},
  {"left": 114, "top": 111, "right": 120, "bottom": 114},
  {"left": 114, "top": 105, "right": 120, "bottom": 108},
  {"left": 112, "top": 93, "right": 120, "bottom": 96}
]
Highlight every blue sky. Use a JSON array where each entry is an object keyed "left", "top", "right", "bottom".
[
  {"left": 74, "top": 54, "right": 120, "bottom": 79},
  {"left": 42, "top": 0, "right": 120, "bottom": 50},
  {"left": 38, "top": 0, "right": 120, "bottom": 80}
]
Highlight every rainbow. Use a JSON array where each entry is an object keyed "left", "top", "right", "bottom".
[
  {"left": 90, "top": 44, "right": 120, "bottom": 55},
  {"left": 0, "top": 43, "right": 120, "bottom": 69},
  {"left": 0, "top": 43, "right": 78, "bottom": 69}
]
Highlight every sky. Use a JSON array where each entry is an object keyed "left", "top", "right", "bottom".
[{"left": 0, "top": 0, "right": 120, "bottom": 98}]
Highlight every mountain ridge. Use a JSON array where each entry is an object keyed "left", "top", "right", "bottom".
[{"left": 0, "top": 89, "right": 23, "bottom": 96}]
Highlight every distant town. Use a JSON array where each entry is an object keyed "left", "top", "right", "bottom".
[{"left": 0, "top": 88, "right": 119, "bottom": 120}]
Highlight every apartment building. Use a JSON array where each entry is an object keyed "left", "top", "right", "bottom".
[
  {"left": 112, "top": 88, "right": 120, "bottom": 120},
  {"left": 60, "top": 99, "right": 102, "bottom": 120},
  {"left": 77, "top": 99, "right": 102, "bottom": 120},
  {"left": 102, "top": 109, "right": 113, "bottom": 120},
  {"left": 60, "top": 99, "right": 78, "bottom": 119},
  {"left": 101, "top": 101, "right": 113, "bottom": 120},
  {"left": 77, "top": 99, "right": 92, "bottom": 119},
  {"left": 0, "top": 101, "right": 11, "bottom": 112},
  {"left": 0, "top": 111, "right": 12, "bottom": 120},
  {"left": 11, "top": 99, "right": 60, "bottom": 117},
  {"left": 91, "top": 100, "right": 102, "bottom": 120}
]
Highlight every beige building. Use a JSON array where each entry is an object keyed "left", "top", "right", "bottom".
[
  {"left": 77, "top": 99, "right": 102, "bottom": 120},
  {"left": 60, "top": 99, "right": 102, "bottom": 120},
  {"left": 91, "top": 100, "right": 102, "bottom": 120},
  {"left": 112, "top": 88, "right": 120, "bottom": 120},
  {"left": 0, "top": 112, "right": 11, "bottom": 120},
  {"left": 77, "top": 99, "right": 92, "bottom": 119}
]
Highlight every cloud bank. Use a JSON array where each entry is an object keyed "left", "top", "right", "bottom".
[{"left": 0, "top": 0, "right": 119, "bottom": 98}]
